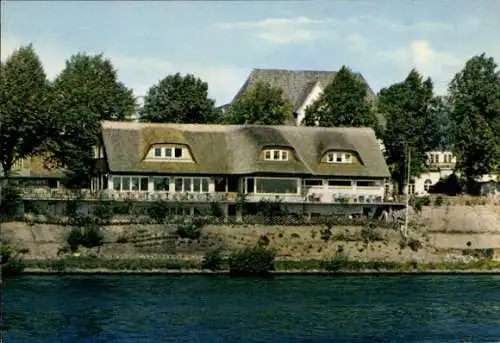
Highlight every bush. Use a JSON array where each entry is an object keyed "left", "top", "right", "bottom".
[
  {"left": 147, "top": 200, "right": 170, "bottom": 223},
  {"left": 257, "top": 234, "right": 270, "bottom": 247},
  {"left": 116, "top": 235, "right": 129, "bottom": 244},
  {"left": 201, "top": 248, "right": 224, "bottom": 271},
  {"left": 434, "top": 195, "right": 444, "bottom": 206},
  {"left": 67, "top": 222, "right": 104, "bottom": 252},
  {"left": 256, "top": 199, "right": 288, "bottom": 219},
  {"left": 407, "top": 238, "right": 422, "bottom": 252},
  {"left": 228, "top": 246, "right": 276, "bottom": 275},
  {"left": 320, "top": 227, "right": 332, "bottom": 242},
  {"left": 93, "top": 201, "right": 114, "bottom": 222},
  {"left": 1, "top": 244, "right": 26, "bottom": 277},
  {"left": 0, "top": 182, "right": 23, "bottom": 220},
  {"left": 319, "top": 252, "right": 349, "bottom": 272},
  {"left": 176, "top": 219, "right": 204, "bottom": 240},
  {"left": 361, "top": 222, "right": 382, "bottom": 243},
  {"left": 290, "top": 233, "right": 300, "bottom": 239},
  {"left": 209, "top": 202, "right": 224, "bottom": 218}
]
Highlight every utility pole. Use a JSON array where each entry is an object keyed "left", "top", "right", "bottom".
[{"left": 404, "top": 146, "right": 411, "bottom": 238}]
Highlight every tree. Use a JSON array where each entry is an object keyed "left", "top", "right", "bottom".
[
  {"left": 448, "top": 53, "right": 500, "bottom": 193},
  {"left": 378, "top": 69, "right": 443, "bottom": 194},
  {"left": 224, "top": 81, "right": 293, "bottom": 125},
  {"left": 0, "top": 44, "right": 51, "bottom": 176},
  {"left": 140, "top": 73, "right": 219, "bottom": 123},
  {"left": 46, "top": 53, "right": 136, "bottom": 187},
  {"left": 303, "top": 66, "right": 380, "bottom": 133}
]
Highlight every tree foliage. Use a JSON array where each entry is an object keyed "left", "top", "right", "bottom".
[
  {"left": 303, "top": 66, "right": 379, "bottom": 133},
  {"left": 448, "top": 53, "right": 500, "bottom": 191},
  {"left": 224, "top": 81, "right": 293, "bottom": 125},
  {"left": 46, "top": 53, "right": 136, "bottom": 187},
  {"left": 378, "top": 69, "right": 443, "bottom": 194},
  {"left": 0, "top": 44, "right": 51, "bottom": 175},
  {"left": 140, "top": 73, "right": 219, "bottom": 124}
]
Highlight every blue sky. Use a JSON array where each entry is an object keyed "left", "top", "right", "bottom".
[{"left": 2, "top": 0, "right": 500, "bottom": 105}]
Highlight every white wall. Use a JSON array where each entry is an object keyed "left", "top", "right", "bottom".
[{"left": 295, "top": 83, "right": 324, "bottom": 125}]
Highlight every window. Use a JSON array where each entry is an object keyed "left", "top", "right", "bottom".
[
  {"left": 173, "top": 177, "right": 210, "bottom": 193},
  {"left": 255, "top": 178, "right": 298, "bottom": 194},
  {"left": 175, "top": 178, "right": 183, "bottom": 192},
  {"left": 154, "top": 177, "right": 169, "bottom": 191},
  {"left": 326, "top": 152, "right": 353, "bottom": 164},
  {"left": 305, "top": 180, "right": 322, "bottom": 187},
  {"left": 113, "top": 176, "right": 148, "bottom": 191},
  {"left": 165, "top": 148, "right": 172, "bottom": 157},
  {"left": 154, "top": 148, "right": 162, "bottom": 157},
  {"left": 174, "top": 148, "right": 182, "bottom": 158},
  {"left": 357, "top": 181, "right": 380, "bottom": 187},
  {"left": 150, "top": 146, "right": 187, "bottom": 159},
  {"left": 264, "top": 149, "right": 289, "bottom": 161},
  {"left": 246, "top": 178, "right": 255, "bottom": 193},
  {"left": 424, "top": 179, "right": 432, "bottom": 192},
  {"left": 328, "top": 180, "right": 351, "bottom": 187}
]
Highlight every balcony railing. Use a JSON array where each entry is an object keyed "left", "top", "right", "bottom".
[{"left": 20, "top": 188, "right": 390, "bottom": 204}]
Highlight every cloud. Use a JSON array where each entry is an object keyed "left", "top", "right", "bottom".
[
  {"left": 379, "top": 40, "right": 463, "bottom": 93},
  {"left": 344, "top": 33, "right": 370, "bottom": 51},
  {"left": 216, "top": 16, "right": 335, "bottom": 45},
  {"left": 346, "top": 15, "right": 455, "bottom": 32},
  {"left": 1, "top": 37, "right": 248, "bottom": 105}
]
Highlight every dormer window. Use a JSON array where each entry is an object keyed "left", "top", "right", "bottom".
[
  {"left": 326, "top": 152, "right": 353, "bottom": 164},
  {"left": 151, "top": 147, "right": 184, "bottom": 159},
  {"left": 264, "top": 149, "right": 289, "bottom": 161}
]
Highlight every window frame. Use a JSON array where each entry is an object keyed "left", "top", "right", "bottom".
[
  {"left": 326, "top": 152, "right": 353, "bottom": 164},
  {"left": 263, "top": 149, "right": 289, "bottom": 161},
  {"left": 254, "top": 177, "right": 299, "bottom": 195}
]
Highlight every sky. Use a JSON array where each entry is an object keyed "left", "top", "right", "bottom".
[{"left": 2, "top": 0, "right": 500, "bottom": 106}]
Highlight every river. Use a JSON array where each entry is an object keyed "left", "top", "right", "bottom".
[{"left": 2, "top": 274, "right": 500, "bottom": 342}]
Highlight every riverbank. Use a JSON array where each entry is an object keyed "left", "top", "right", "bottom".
[{"left": 16, "top": 257, "right": 500, "bottom": 275}]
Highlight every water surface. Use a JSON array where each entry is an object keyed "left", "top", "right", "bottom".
[{"left": 3, "top": 275, "right": 500, "bottom": 342}]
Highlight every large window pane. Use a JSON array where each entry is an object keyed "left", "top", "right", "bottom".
[
  {"left": 140, "top": 177, "right": 149, "bottom": 191},
  {"left": 256, "top": 178, "right": 298, "bottom": 194},
  {"left": 175, "top": 178, "right": 183, "bottom": 192},
  {"left": 202, "top": 178, "right": 209, "bottom": 193},
  {"left": 193, "top": 178, "right": 201, "bottom": 192},
  {"left": 154, "top": 177, "right": 169, "bottom": 191},
  {"left": 183, "top": 178, "right": 192, "bottom": 192},
  {"left": 122, "top": 177, "right": 130, "bottom": 191},
  {"left": 131, "top": 177, "right": 139, "bottom": 191},
  {"left": 113, "top": 177, "right": 121, "bottom": 191}
]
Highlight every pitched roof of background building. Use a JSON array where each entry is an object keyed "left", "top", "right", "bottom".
[
  {"left": 101, "top": 121, "right": 390, "bottom": 178},
  {"left": 231, "top": 68, "right": 377, "bottom": 111}
]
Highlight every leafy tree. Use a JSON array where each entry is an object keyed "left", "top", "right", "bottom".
[
  {"left": 303, "top": 66, "right": 380, "bottom": 133},
  {"left": 378, "top": 69, "right": 443, "bottom": 194},
  {"left": 0, "top": 44, "right": 50, "bottom": 176},
  {"left": 224, "top": 81, "right": 293, "bottom": 125},
  {"left": 140, "top": 73, "right": 219, "bottom": 123},
  {"left": 46, "top": 53, "right": 136, "bottom": 187},
  {"left": 448, "top": 53, "right": 500, "bottom": 192}
]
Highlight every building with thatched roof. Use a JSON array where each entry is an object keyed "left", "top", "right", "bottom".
[
  {"left": 224, "top": 68, "right": 377, "bottom": 126},
  {"left": 86, "top": 120, "right": 393, "bottom": 217}
]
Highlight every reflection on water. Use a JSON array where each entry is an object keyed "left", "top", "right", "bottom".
[{"left": 3, "top": 275, "right": 500, "bottom": 342}]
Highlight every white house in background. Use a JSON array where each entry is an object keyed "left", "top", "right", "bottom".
[
  {"left": 225, "top": 68, "right": 378, "bottom": 126},
  {"left": 403, "top": 150, "right": 499, "bottom": 196}
]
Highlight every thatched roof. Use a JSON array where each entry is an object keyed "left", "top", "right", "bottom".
[
  {"left": 231, "top": 68, "right": 377, "bottom": 111},
  {"left": 101, "top": 121, "right": 390, "bottom": 178}
]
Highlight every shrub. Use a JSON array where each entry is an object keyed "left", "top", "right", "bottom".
[
  {"left": 256, "top": 199, "right": 288, "bottom": 219},
  {"left": 319, "top": 252, "right": 349, "bottom": 272},
  {"left": 407, "top": 238, "right": 422, "bottom": 252},
  {"left": 361, "top": 222, "right": 382, "bottom": 243},
  {"left": 176, "top": 219, "right": 204, "bottom": 240},
  {"left": 209, "top": 202, "right": 224, "bottom": 218},
  {"left": 201, "top": 248, "right": 224, "bottom": 271},
  {"left": 116, "top": 235, "right": 129, "bottom": 244},
  {"left": 435, "top": 195, "right": 444, "bottom": 206},
  {"left": 290, "top": 233, "right": 300, "bottom": 239},
  {"left": 93, "top": 201, "right": 114, "bottom": 222},
  {"left": 147, "top": 200, "right": 170, "bottom": 223},
  {"left": 65, "top": 200, "right": 79, "bottom": 218},
  {"left": 0, "top": 182, "right": 23, "bottom": 220},
  {"left": 67, "top": 222, "right": 104, "bottom": 252},
  {"left": 1, "top": 244, "right": 26, "bottom": 277},
  {"left": 320, "top": 227, "right": 332, "bottom": 242},
  {"left": 258, "top": 234, "right": 270, "bottom": 247},
  {"left": 228, "top": 246, "right": 276, "bottom": 275}
]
